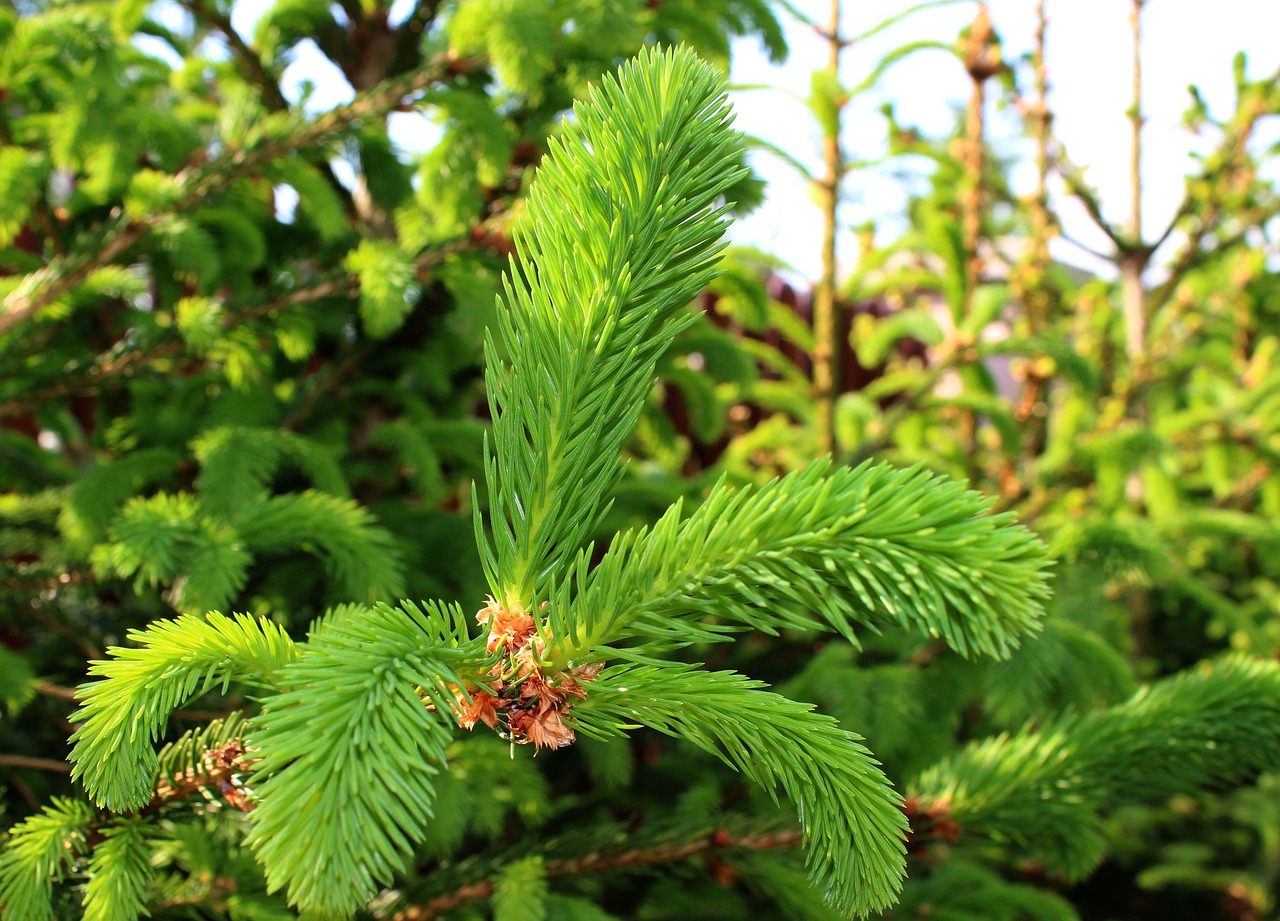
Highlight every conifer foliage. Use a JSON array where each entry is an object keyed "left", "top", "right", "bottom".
[
  {"left": 5, "top": 4, "right": 1280, "bottom": 920},
  {"left": 5, "top": 45, "right": 1056, "bottom": 919}
]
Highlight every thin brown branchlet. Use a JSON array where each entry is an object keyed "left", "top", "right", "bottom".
[{"left": 152, "top": 740, "right": 256, "bottom": 814}]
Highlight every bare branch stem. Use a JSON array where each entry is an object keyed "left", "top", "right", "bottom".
[
  {"left": 811, "top": 0, "right": 844, "bottom": 456},
  {"left": 393, "top": 828, "right": 806, "bottom": 921},
  {"left": 0, "top": 753, "right": 72, "bottom": 774}
]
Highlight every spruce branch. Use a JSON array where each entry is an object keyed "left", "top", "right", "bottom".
[
  {"left": 181, "top": 0, "right": 289, "bottom": 112},
  {"left": 1146, "top": 62, "right": 1280, "bottom": 315},
  {"left": 47, "top": 46, "right": 1062, "bottom": 921},
  {"left": 0, "top": 61, "right": 465, "bottom": 337},
  {"left": 912, "top": 654, "right": 1280, "bottom": 879},
  {"left": 235, "top": 490, "right": 407, "bottom": 601},
  {"left": 478, "top": 45, "right": 746, "bottom": 604},
  {"left": 0, "top": 210, "right": 146, "bottom": 338},
  {"left": 74, "top": 445, "right": 404, "bottom": 610},
  {"left": 0, "top": 233, "right": 474, "bottom": 418},
  {"left": 68, "top": 612, "right": 299, "bottom": 812},
  {"left": 549, "top": 458, "right": 1050, "bottom": 666},
  {"left": 81, "top": 816, "right": 155, "bottom": 921},
  {"left": 243, "top": 600, "right": 486, "bottom": 915},
  {"left": 1046, "top": 144, "right": 1127, "bottom": 252},
  {"left": 0, "top": 798, "right": 94, "bottom": 921},
  {"left": 571, "top": 663, "right": 909, "bottom": 917},
  {"left": 1, "top": 725, "right": 257, "bottom": 921},
  {"left": 191, "top": 426, "right": 349, "bottom": 519}
]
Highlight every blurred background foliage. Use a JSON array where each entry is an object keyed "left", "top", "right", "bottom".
[{"left": 1, "top": 0, "right": 1279, "bottom": 918}]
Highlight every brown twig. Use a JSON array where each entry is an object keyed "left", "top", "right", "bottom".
[
  {"left": 152, "top": 876, "right": 239, "bottom": 910},
  {"left": 25, "top": 606, "right": 102, "bottom": 660},
  {"left": 0, "top": 753, "right": 72, "bottom": 774},
  {"left": 7, "top": 772, "right": 39, "bottom": 811},
  {"left": 811, "top": 0, "right": 844, "bottom": 457},
  {"left": 396, "top": 794, "right": 971, "bottom": 921},
  {"left": 183, "top": 0, "right": 288, "bottom": 111},
  {"left": 37, "top": 683, "right": 80, "bottom": 701},
  {"left": 0, "top": 570, "right": 92, "bottom": 592},
  {"left": 1120, "top": 0, "right": 1148, "bottom": 365},
  {"left": 1007, "top": 0, "right": 1057, "bottom": 482},
  {"left": 392, "top": 827, "right": 807, "bottom": 920},
  {"left": 960, "top": 5, "right": 994, "bottom": 315},
  {"left": 1055, "top": 229, "right": 1113, "bottom": 263},
  {"left": 146, "top": 740, "right": 255, "bottom": 815},
  {"left": 956, "top": 4, "right": 996, "bottom": 480}
]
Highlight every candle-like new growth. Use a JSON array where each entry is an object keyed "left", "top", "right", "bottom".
[{"left": 478, "top": 46, "right": 745, "bottom": 607}]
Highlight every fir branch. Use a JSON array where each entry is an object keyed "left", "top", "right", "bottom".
[
  {"left": 193, "top": 426, "right": 349, "bottom": 519},
  {"left": 68, "top": 613, "right": 300, "bottom": 812},
  {"left": 478, "top": 46, "right": 745, "bottom": 604},
  {"left": 2, "top": 723, "right": 253, "bottom": 921},
  {"left": 180, "top": 0, "right": 377, "bottom": 226},
  {"left": 889, "top": 858, "right": 1081, "bottom": 921},
  {"left": 244, "top": 600, "right": 486, "bottom": 916},
  {"left": 549, "top": 458, "right": 1050, "bottom": 666},
  {"left": 90, "top": 492, "right": 252, "bottom": 614},
  {"left": 571, "top": 662, "right": 909, "bottom": 917},
  {"left": 0, "top": 211, "right": 146, "bottom": 337},
  {"left": 61, "top": 448, "right": 185, "bottom": 550},
  {"left": 493, "top": 855, "right": 548, "bottom": 921},
  {"left": 0, "top": 109, "right": 64, "bottom": 256}
]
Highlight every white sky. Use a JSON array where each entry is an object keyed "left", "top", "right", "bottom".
[
  {"left": 729, "top": 0, "right": 1280, "bottom": 280},
  {"left": 221, "top": 0, "right": 1280, "bottom": 282}
]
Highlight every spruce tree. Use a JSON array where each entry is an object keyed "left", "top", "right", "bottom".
[
  {"left": 6, "top": 44, "right": 1050, "bottom": 918},
  {"left": 3, "top": 3, "right": 1280, "bottom": 920}
]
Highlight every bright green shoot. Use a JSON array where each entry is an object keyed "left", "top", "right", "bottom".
[{"left": 40, "top": 46, "right": 1051, "bottom": 920}]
